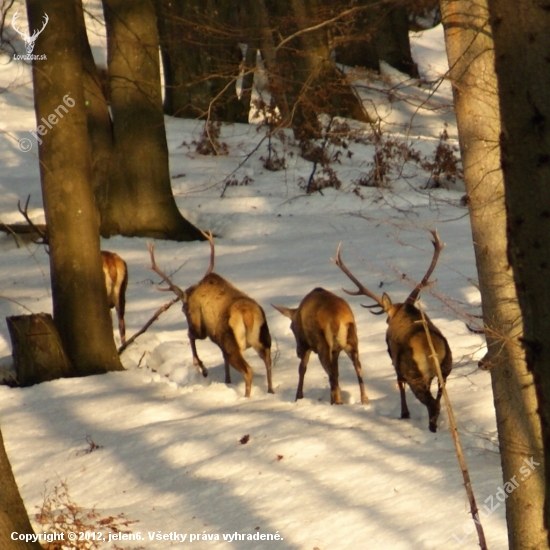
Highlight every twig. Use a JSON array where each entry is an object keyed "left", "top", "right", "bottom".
[
  {"left": 117, "top": 297, "right": 180, "bottom": 355},
  {"left": 0, "top": 222, "right": 22, "bottom": 247},
  {"left": 418, "top": 305, "right": 488, "bottom": 550},
  {"left": 17, "top": 194, "right": 49, "bottom": 245}
]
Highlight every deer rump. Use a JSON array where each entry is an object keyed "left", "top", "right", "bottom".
[
  {"left": 184, "top": 273, "right": 273, "bottom": 394},
  {"left": 101, "top": 250, "right": 128, "bottom": 345}
]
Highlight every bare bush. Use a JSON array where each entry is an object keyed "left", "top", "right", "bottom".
[{"left": 34, "top": 480, "right": 143, "bottom": 550}]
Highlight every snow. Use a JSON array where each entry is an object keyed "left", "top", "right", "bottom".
[{"left": 0, "top": 7, "right": 509, "bottom": 550}]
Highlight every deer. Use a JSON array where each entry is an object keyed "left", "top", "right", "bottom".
[
  {"left": 334, "top": 229, "right": 452, "bottom": 432},
  {"left": 12, "top": 11, "right": 49, "bottom": 54},
  {"left": 272, "top": 288, "right": 369, "bottom": 405},
  {"left": 101, "top": 251, "right": 128, "bottom": 346},
  {"left": 147, "top": 232, "right": 273, "bottom": 397}
]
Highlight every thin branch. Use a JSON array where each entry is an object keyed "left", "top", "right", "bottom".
[
  {"left": 118, "top": 297, "right": 180, "bottom": 355},
  {"left": 418, "top": 305, "right": 488, "bottom": 550},
  {"left": 275, "top": 2, "right": 389, "bottom": 53}
]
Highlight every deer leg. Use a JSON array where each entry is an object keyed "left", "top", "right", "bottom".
[
  {"left": 408, "top": 381, "right": 440, "bottom": 433},
  {"left": 329, "top": 350, "right": 343, "bottom": 405},
  {"left": 117, "top": 270, "right": 128, "bottom": 346},
  {"left": 345, "top": 347, "right": 369, "bottom": 404},
  {"left": 398, "top": 380, "right": 410, "bottom": 419},
  {"left": 224, "top": 354, "right": 232, "bottom": 384},
  {"left": 295, "top": 349, "right": 311, "bottom": 401},
  {"left": 253, "top": 344, "right": 273, "bottom": 394},
  {"left": 318, "top": 345, "right": 342, "bottom": 405},
  {"left": 221, "top": 337, "right": 254, "bottom": 397},
  {"left": 116, "top": 309, "right": 126, "bottom": 346},
  {"left": 188, "top": 329, "right": 208, "bottom": 377},
  {"left": 252, "top": 321, "right": 274, "bottom": 393}
]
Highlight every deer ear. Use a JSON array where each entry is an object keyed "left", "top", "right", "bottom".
[
  {"left": 381, "top": 293, "right": 393, "bottom": 310},
  {"left": 271, "top": 304, "right": 295, "bottom": 319}
]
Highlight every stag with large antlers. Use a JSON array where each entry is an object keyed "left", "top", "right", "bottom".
[
  {"left": 334, "top": 229, "right": 452, "bottom": 432},
  {"left": 148, "top": 232, "right": 273, "bottom": 397},
  {"left": 272, "top": 288, "right": 369, "bottom": 405},
  {"left": 12, "top": 11, "right": 49, "bottom": 54}
]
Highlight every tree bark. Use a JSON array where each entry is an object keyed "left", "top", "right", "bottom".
[
  {"left": 265, "top": 0, "right": 372, "bottom": 139},
  {"left": 155, "top": 0, "right": 249, "bottom": 122},
  {"left": 27, "top": 0, "right": 123, "bottom": 375},
  {"left": 334, "top": 0, "right": 418, "bottom": 77},
  {"left": 0, "top": 427, "right": 42, "bottom": 549},
  {"left": 74, "top": 0, "right": 119, "bottom": 223},
  {"left": 7, "top": 314, "right": 74, "bottom": 386},
  {"left": 440, "top": 1, "right": 547, "bottom": 547},
  {"left": 486, "top": 0, "right": 550, "bottom": 544},
  {"left": 102, "top": 0, "right": 204, "bottom": 240}
]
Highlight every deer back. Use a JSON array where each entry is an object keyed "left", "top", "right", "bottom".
[
  {"left": 184, "top": 273, "right": 267, "bottom": 348},
  {"left": 282, "top": 288, "right": 357, "bottom": 355},
  {"left": 386, "top": 301, "right": 451, "bottom": 378}
]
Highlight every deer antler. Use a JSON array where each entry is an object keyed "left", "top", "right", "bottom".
[
  {"left": 147, "top": 242, "right": 185, "bottom": 300},
  {"left": 405, "top": 229, "right": 444, "bottom": 305},
  {"left": 333, "top": 243, "right": 386, "bottom": 315},
  {"left": 200, "top": 229, "right": 215, "bottom": 277}
]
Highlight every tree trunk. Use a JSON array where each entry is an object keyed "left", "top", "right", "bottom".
[
  {"left": 74, "top": 0, "right": 119, "bottom": 223},
  {"left": 440, "top": 1, "right": 547, "bottom": 547},
  {"left": 7, "top": 314, "right": 74, "bottom": 386},
  {"left": 279, "top": 0, "right": 373, "bottom": 139},
  {"left": 27, "top": 0, "right": 123, "bottom": 375},
  {"left": 0, "top": 427, "right": 42, "bottom": 549},
  {"left": 156, "top": 0, "right": 249, "bottom": 122},
  {"left": 334, "top": 0, "right": 418, "bottom": 77},
  {"left": 102, "top": 0, "right": 204, "bottom": 240},
  {"left": 486, "top": 0, "right": 550, "bottom": 544}
]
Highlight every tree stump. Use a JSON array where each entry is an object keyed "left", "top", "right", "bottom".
[{"left": 6, "top": 314, "right": 74, "bottom": 387}]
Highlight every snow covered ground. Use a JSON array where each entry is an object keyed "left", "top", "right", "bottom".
[{"left": 0, "top": 10, "right": 509, "bottom": 550}]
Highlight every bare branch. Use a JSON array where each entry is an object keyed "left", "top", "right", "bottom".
[
  {"left": 118, "top": 297, "right": 180, "bottom": 355},
  {"left": 17, "top": 195, "right": 48, "bottom": 246}
]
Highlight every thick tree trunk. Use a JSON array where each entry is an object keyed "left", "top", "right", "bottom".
[
  {"left": 27, "top": 0, "right": 123, "bottom": 375},
  {"left": 486, "top": 0, "right": 550, "bottom": 544},
  {"left": 75, "top": 0, "right": 119, "bottom": 223},
  {"left": 334, "top": 0, "right": 418, "bottom": 77},
  {"left": 278, "top": 0, "right": 373, "bottom": 138},
  {"left": 156, "top": 0, "right": 249, "bottom": 122},
  {"left": 102, "top": 0, "right": 203, "bottom": 240},
  {"left": 440, "top": 1, "right": 547, "bottom": 548},
  {"left": 0, "top": 428, "right": 42, "bottom": 549},
  {"left": 7, "top": 314, "right": 74, "bottom": 386}
]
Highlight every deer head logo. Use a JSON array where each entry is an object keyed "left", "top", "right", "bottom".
[{"left": 12, "top": 11, "right": 49, "bottom": 54}]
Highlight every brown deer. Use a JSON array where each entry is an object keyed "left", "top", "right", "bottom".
[
  {"left": 272, "top": 288, "right": 369, "bottom": 405},
  {"left": 148, "top": 232, "right": 273, "bottom": 397},
  {"left": 101, "top": 251, "right": 128, "bottom": 346},
  {"left": 334, "top": 230, "right": 452, "bottom": 432}
]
